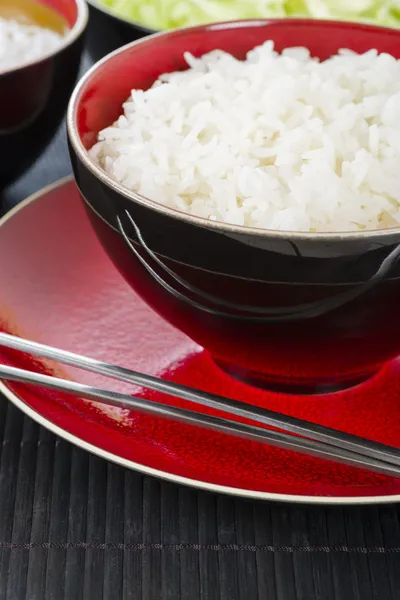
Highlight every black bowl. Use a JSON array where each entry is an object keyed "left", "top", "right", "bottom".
[
  {"left": 68, "top": 19, "right": 400, "bottom": 395},
  {"left": 86, "top": 0, "right": 153, "bottom": 62},
  {"left": 0, "top": 0, "right": 87, "bottom": 188}
]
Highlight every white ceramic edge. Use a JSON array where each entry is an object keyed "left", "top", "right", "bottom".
[
  {"left": 0, "top": 0, "right": 88, "bottom": 77},
  {"left": 2, "top": 175, "right": 400, "bottom": 506}
]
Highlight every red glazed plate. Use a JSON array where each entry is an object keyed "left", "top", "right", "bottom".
[{"left": 2, "top": 177, "right": 400, "bottom": 504}]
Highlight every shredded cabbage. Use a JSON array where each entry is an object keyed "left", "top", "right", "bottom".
[{"left": 98, "top": 0, "right": 400, "bottom": 31}]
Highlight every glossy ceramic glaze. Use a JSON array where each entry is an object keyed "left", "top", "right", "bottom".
[
  {"left": 0, "top": 0, "right": 87, "bottom": 187},
  {"left": 68, "top": 20, "right": 400, "bottom": 394},
  {"left": 86, "top": 0, "right": 151, "bottom": 62},
  {"left": 2, "top": 177, "right": 400, "bottom": 503}
]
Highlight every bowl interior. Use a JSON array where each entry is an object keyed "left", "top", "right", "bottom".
[
  {"left": 75, "top": 19, "right": 400, "bottom": 152},
  {"left": 36, "top": 0, "right": 78, "bottom": 27}
]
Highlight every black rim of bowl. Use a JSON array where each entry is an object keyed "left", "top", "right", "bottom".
[{"left": 87, "top": 0, "right": 155, "bottom": 35}]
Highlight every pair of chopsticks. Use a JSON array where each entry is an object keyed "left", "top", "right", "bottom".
[{"left": 0, "top": 331, "right": 399, "bottom": 478}]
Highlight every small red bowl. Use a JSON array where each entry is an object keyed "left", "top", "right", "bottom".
[
  {"left": 68, "top": 19, "right": 400, "bottom": 395},
  {"left": 0, "top": 0, "right": 87, "bottom": 187}
]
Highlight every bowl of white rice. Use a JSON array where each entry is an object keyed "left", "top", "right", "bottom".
[
  {"left": 68, "top": 19, "right": 400, "bottom": 395},
  {"left": 0, "top": 0, "right": 87, "bottom": 187}
]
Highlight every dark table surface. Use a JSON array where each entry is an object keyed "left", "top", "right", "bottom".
[{"left": 1, "top": 54, "right": 400, "bottom": 600}]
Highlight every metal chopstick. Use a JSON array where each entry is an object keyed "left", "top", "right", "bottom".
[
  {"left": 0, "top": 331, "right": 399, "bottom": 472},
  {"left": 0, "top": 360, "right": 400, "bottom": 478}
]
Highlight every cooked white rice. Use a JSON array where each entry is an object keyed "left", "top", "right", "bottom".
[
  {"left": 90, "top": 42, "right": 400, "bottom": 232},
  {"left": 0, "top": 17, "right": 63, "bottom": 72}
]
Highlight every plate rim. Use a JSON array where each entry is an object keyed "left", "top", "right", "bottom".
[{"left": 2, "top": 175, "right": 400, "bottom": 505}]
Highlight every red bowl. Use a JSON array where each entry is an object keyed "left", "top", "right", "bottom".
[
  {"left": 0, "top": 0, "right": 87, "bottom": 187},
  {"left": 68, "top": 19, "right": 400, "bottom": 395}
]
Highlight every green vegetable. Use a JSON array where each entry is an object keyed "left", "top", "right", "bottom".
[{"left": 99, "top": 0, "right": 400, "bottom": 31}]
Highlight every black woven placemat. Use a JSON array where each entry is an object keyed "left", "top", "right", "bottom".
[
  {"left": 2, "top": 57, "right": 400, "bottom": 600},
  {"left": 2, "top": 395, "right": 400, "bottom": 600}
]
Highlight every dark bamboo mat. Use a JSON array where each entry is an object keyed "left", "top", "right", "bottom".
[
  {"left": 1, "top": 396, "right": 400, "bottom": 600},
  {"left": 2, "top": 55, "right": 400, "bottom": 600}
]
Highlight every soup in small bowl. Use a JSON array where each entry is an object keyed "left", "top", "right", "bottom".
[
  {"left": 68, "top": 19, "right": 400, "bottom": 395},
  {"left": 0, "top": 0, "right": 87, "bottom": 187}
]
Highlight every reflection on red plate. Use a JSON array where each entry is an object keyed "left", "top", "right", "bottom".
[{"left": 1, "top": 177, "right": 400, "bottom": 503}]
